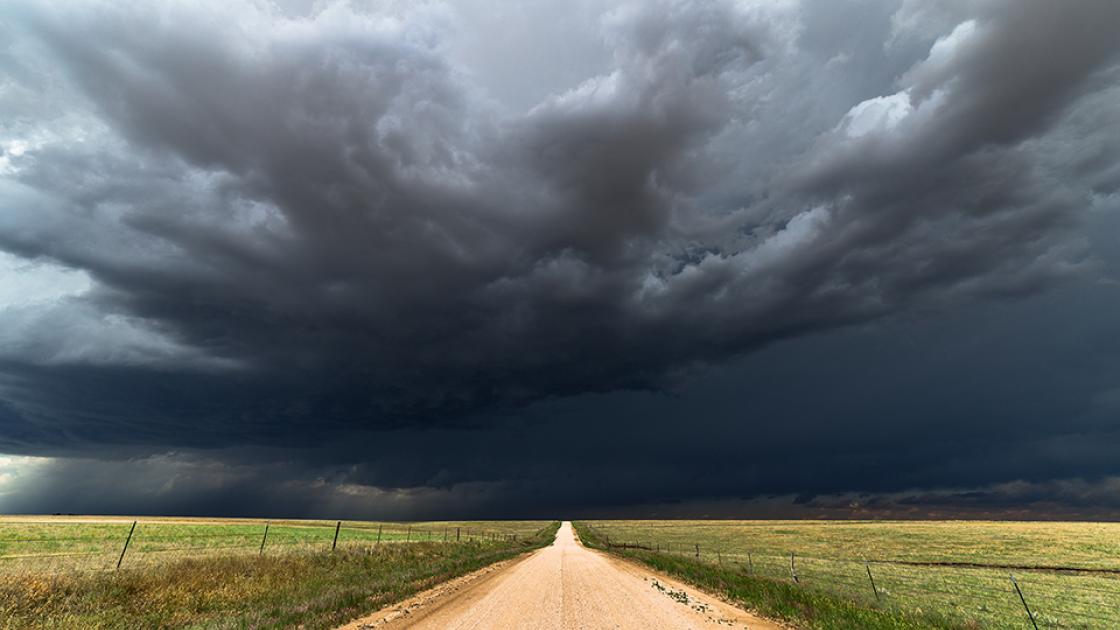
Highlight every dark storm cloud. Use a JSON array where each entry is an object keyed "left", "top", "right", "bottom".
[
  {"left": 1, "top": 0, "right": 1120, "bottom": 516},
  {"left": 7, "top": 280, "right": 1120, "bottom": 519}
]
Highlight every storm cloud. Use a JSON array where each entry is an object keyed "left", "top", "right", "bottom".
[{"left": 1, "top": 0, "right": 1119, "bottom": 517}]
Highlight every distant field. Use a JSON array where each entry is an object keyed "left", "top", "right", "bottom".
[
  {"left": 0, "top": 515, "right": 550, "bottom": 573},
  {"left": 0, "top": 517, "right": 559, "bottom": 629},
  {"left": 579, "top": 520, "right": 1120, "bottom": 629}
]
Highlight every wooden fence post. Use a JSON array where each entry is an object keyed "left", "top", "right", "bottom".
[
  {"left": 865, "top": 562, "right": 879, "bottom": 601},
  {"left": 259, "top": 522, "right": 270, "bottom": 555},
  {"left": 789, "top": 552, "right": 799, "bottom": 583},
  {"left": 1010, "top": 574, "right": 1039, "bottom": 630},
  {"left": 376, "top": 524, "right": 382, "bottom": 546},
  {"left": 116, "top": 521, "right": 137, "bottom": 570},
  {"left": 331, "top": 521, "right": 341, "bottom": 551}
]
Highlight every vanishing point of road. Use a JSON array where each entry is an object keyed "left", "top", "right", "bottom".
[{"left": 340, "top": 521, "right": 784, "bottom": 629}]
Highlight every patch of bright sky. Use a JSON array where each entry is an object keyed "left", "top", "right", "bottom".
[
  {"left": 0, "top": 251, "right": 243, "bottom": 370},
  {"left": 0, "top": 250, "right": 92, "bottom": 308},
  {"left": 843, "top": 91, "right": 913, "bottom": 137},
  {"left": 0, "top": 140, "right": 30, "bottom": 175},
  {"left": 0, "top": 454, "right": 50, "bottom": 501}
]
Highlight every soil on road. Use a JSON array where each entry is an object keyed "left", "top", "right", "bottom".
[{"left": 339, "top": 521, "right": 785, "bottom": 630}]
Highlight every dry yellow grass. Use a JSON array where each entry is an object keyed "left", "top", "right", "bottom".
[
  {"left": 0, "top": 521, "right": 560, "bottom": 629},
  {"left": 582, "top": 520, "right": 1120, "bottom": 629}
]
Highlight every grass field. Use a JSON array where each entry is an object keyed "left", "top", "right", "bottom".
[
  {"left": 0, "top": 517, "right": 559, "bottom": 629},
  {"left": 0, "top": 515, "right": 548, "bottom": 573},
  {"left": 576, "top": 520, "right": 1120, "bottom": 630}
]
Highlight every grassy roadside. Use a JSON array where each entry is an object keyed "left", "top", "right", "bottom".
[
  {"left": 572, "top": 521, "right": 968, "bottom": 630},
  {"left": 1, "top": 521, "right": 560, "bottom": 629},
  {"left": 0, "top": 517, "right": 550, "bottom": 572}
]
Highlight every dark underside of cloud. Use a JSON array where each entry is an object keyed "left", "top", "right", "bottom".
[{"left": 0, "top": 0, "right": 1119, "bottom": 517}]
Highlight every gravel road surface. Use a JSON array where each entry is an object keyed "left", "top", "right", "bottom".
[{"left": 339, "top": 521, "right": 785, "bottom": 629}]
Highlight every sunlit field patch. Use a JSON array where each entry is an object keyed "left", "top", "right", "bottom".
[
  {"left": 0, "top": 515, "right": 547, "bottom": 573},
  {"left": 0, "top": 517, "right": 559, "bottom": 629},
  {"left": 577, "top": 520, "right": 1120, "bottom": 630}
]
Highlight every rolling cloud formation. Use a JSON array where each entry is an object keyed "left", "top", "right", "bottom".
[{"left": 0, "top": 0, "right": 1118, "bottom": 516}]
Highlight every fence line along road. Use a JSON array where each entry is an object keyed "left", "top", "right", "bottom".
[
  {"left": 0, "top": 519, "right": 535, "bottom": 574},
  {"left": 582, "top": 522, "right": 1120, "bottom": 630}
]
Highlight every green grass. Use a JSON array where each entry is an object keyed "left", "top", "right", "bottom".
[
  {"left": 575, "top": 520, "right": 1120, "bottom": 630},
  {"left": 1, "top": 520, "right": 560, "bottom": 629},
  {"left": 0, "top": 516, "right": 549, "bottom": 573}
]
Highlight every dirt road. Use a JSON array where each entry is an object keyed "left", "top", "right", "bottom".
[{"left": 340, "top": 521, "right": 784, "bottom": 630}]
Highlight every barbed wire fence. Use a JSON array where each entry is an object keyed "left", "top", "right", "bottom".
[
  {"left": 582, "top": 522, "right": 1120, "bottom": 630},
  {"left": 0, "top": 519, "right": 535, "bottom": 575}
]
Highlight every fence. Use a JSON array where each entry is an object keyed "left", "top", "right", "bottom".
[
  {"left": 582, "top": 522, "right": 1120, "bottom": 630},
  {"left": 0, "top": 518, "right": 543, "bottom": 574}
]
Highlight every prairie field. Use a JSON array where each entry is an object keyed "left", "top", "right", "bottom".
[
  {"left": 578, "top": 520, "right": 1120, "bottom": 630},
  {"left": 0, "top": 516, "right": 558, "bottom": 629},
  {"left": 0, "top": 515, "right": 547, "bottom": 573}
]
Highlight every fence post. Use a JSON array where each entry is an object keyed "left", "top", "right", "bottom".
[
  {"left": 116, "top": 521, "right": 137, "bottom": 570},
  {"left": 457, "top": 527, "right": 461, "bottom": 541},
  {"left": 259, "top": 522, "right": 270, "bottom": 555},
  {"left": 332, "top": 521, "right": 341, "bottom": 551},
  {"left": 717, "top": 551, "right": 722, "bottom": 565},
  {"left": 376, "top": 524, "right": 383, "bottom": 546},
  {"left": 865, "top": 562, "right": 880, "bottom": 601},
  {"left": 789, "top": 552, "right": 799, "bottom": 583},
  {"left": 695, "top": 544, "right": 700, "bottom": 559},
  {"left": 747, "top": 552, "right": 753, "bottom": 574},
  {"left": 1010, "top": 574, "right": 1039, "bottom": 630},
  {"left": 406, "top": 525, "right": 411, "bottom": 542}
]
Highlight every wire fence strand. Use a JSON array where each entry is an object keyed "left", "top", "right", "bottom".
[{"left": 582, "top": 522, "right": 1120, "bottom": 630}]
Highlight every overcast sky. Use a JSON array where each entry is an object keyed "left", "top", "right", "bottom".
[{"left": 1, "top": 0, "right": 1119, "bottom": 519}]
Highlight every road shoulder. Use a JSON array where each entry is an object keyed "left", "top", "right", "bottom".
[
  {"left": 335, "top": 548, "right": 542, "bottom": 629},
  {"left": 590, "top": 548, "right": 793, "bottom": 629}
]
